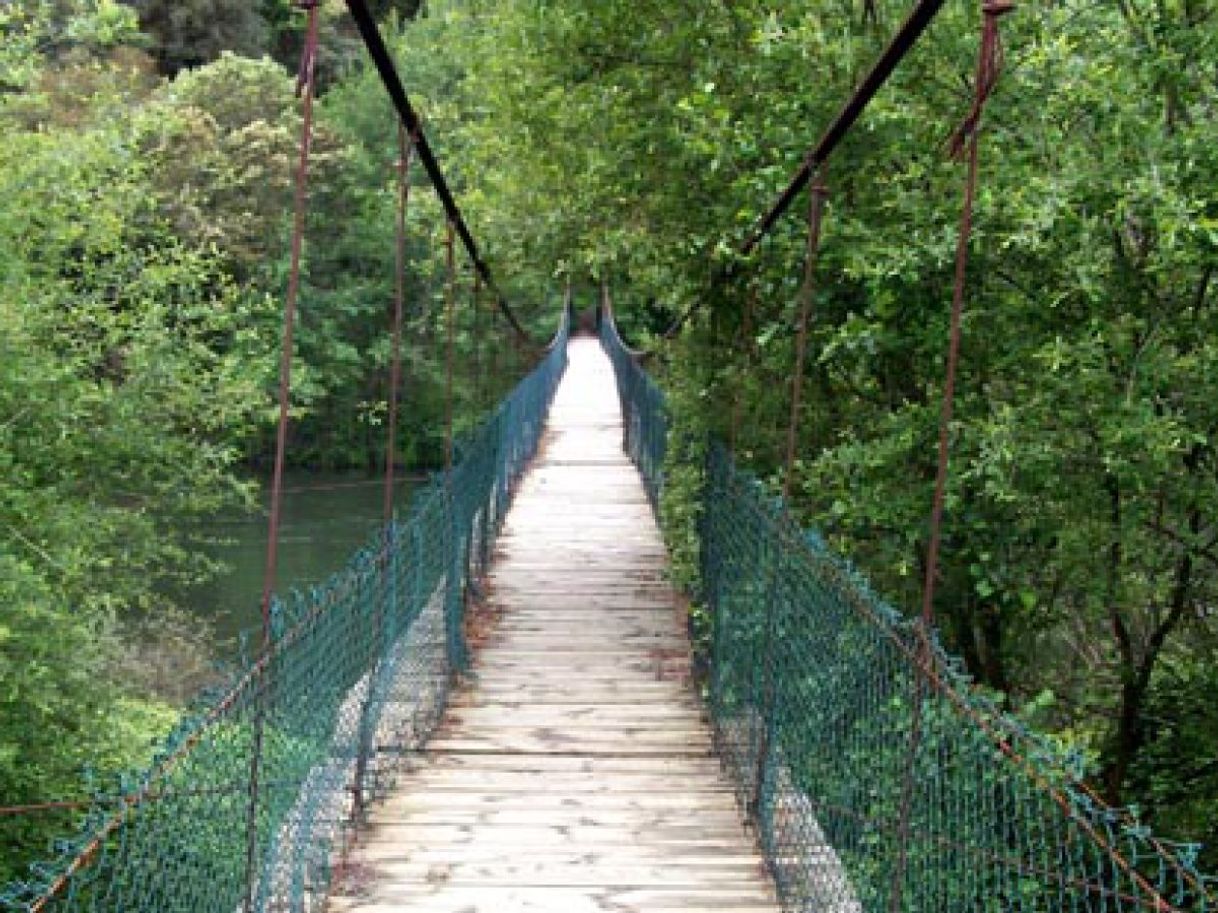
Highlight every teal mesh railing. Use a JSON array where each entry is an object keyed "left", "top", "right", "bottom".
[
  {"left": 599, "top": 310, "right": 1216, "bottom": 913},
  {"left": 1, "top": 314, "right": 568, "bottom": 913},
  {"left": 599, "top": 310, "right": 665, "bottom": 510}
]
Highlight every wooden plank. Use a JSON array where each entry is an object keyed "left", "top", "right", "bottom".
[
  {"left": 398, "top": 774, "right": 734, "bottom": 794},
  {"left": 398, "top": 752, "right": 727, "bottom": 776},
  {"left": 442, "top": 706, "right": 706, "bottom": 725},
  {"left": 480, "top": 638, "right": 687, "bottom": 652},
  {"left": 481, "top": 612, "right": 680, "bottom": 625},
  {"left": 469, "top": 660, "right": 689, "bottom": 676},
  {"left": 480, "top": 638, "right": 688, "bottom": 652},
  {"left": 425, "top": 737, "right": 712, "bottom": 757},
  {"left": 328, "top": 886, "right": 776, "bottom": 913},
  {"left": 489, "top": 566, "right": 666, "bottom": 576},
  {"left": 356, "top": 824, "right": 758, "bottom": 849},
  {"left": 380, "top": 793, "right": 740, "bottom": 813},
  {"left": 487, "top": 593, "right": 675, "bottom": 604},
  {"left": 449, "top": 688, "right": 694, "bottom": 702},
  {"left": 459, "top": 673, "right": 691, "bottom": 688},
  {"left": 456, "top": 687, "right": 694, "bottom": 703},
  {"left": 352, "top": 848, "right": 761, "bottom": 867},
  {"left": 342, "top": 860, "right": 769, "bottom": 887}
]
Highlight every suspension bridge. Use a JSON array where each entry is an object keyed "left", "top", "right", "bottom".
[
  {"left": 3, "top": 0, "right": 1216, "bottom": 911},
  {"left": 325, "top": 334, "right": 787, "bottom": 913}
]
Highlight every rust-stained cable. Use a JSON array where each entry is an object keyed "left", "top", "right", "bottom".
[
  {"left": 893, "top": 6, "right": 1013, "bottom": 909},
  {"left": 782, "top": 172, "right": 829, "bottom": 501},
  {"left": 343, "top": 0, "right": 537, "bottom": 347},
  {"left": 243, "top": 4, "right": 321, "bottom": 910}
]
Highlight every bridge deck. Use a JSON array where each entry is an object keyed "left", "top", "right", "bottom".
[{"left": 327, "top": 337, "right": 777, "bottom": 913}]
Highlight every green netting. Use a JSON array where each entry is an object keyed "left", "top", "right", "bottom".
[
  {"left": 0, "top": 315, "right": 569, "bottom": 913},
  {"left": 600, "top": 315, "right": 665, "bottom": 510},
  {"left": 599, "top": 309, "right": 1217, "bottom": 913}
]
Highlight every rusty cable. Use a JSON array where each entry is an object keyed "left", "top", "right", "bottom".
[
  {"left": 343, "top": 0, "right": 537, "bottom": 348},
  {"left": 444, "top": 221, "right": 456, "bottom": 474},
  {"left": 892, "top": 5, "right": 1014, "bottom": 909},
  {"left": 473, "top": 272, "right": 484, "bottom": 409},
  {"left": 352, "top": 121, "right": 419, "bottom": 822},
  {"left": 664, "top": 0, "right": 948, "bottom": 339},
  {"left": 921, "top": 0, "right": 1013, "bottom": 629},
  {"left": 782, "top": 171, "right": 829, "bottom": 501},
  {"left": 751, "top": 174, "right": 831, "bottom": 817},
  {"left": 382, "top": 123, "right": 417, "bottom": 526},
  {"left": 727, "top": 283, "right": 756, "bottom": 454},
  {"left": 244, "top": 4, "right": 321, "bottom": 909}
]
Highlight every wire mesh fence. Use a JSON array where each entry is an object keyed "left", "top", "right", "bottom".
[
  {"left": 598, "top": 308, "right": 1216, "bottom": 913},
  {"left": 599, "top": 312, "right": 665, "bottom": 511},
  {"left": 0, "top": 317, "right": 568, "bottom": 913}
]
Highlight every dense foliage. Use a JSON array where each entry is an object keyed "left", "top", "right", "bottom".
[{"left": 1, "top": 0, "right": 1214, "bottom": 887}]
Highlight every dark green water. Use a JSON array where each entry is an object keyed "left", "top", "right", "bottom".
[{"left": 184, "top": 472, "right": 416, "bottom": 646}]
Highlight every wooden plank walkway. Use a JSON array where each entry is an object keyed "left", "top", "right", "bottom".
[{"left": 327, "top": 336, "right": 779, "bottom": 913}]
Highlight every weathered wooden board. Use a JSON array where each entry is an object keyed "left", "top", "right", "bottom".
[
  {"left": 326, "top": 337, "right": 777, "bottom": 913},
  {"left": 355, "top": 824, "right": 759, "bottom": 850},
  {"left": 473, "top": 638, "right": 683, "bottom": 654},
  {"left": 352, "top": 848, "right": 761, "bottom": 867},
  {"left": 425, "top": 734, "right": 713, "bottom": 756},
  {"left": 441, "top": 705, "right": 706, "bottom": 725},
  {"left": 400, "top": 773, "right": 733, "bottom": 794},
  {"left": 343, "top": 860, "right": 768, "bottom": 886},
  {"left": 328, "top": 886, "right": 776, "bottom": 913},
  {"left": 398, "top": 752, "right": 727, "bottom": 775},
  {"left": 379, "top": 791, "right": 745, "bottom": 813},
  {"left": 452, "top": 686, "right": 694, "bottom": 704}
]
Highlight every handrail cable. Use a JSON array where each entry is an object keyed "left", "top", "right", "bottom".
[
  {"left": 343, "top": 0, "right": 538, "bottom": 347},
  {"left": 244, "top": 2, "right": 322, "bottom": 909},
  {"left": 663, "top": 0, "right": 948, "bottom": 338}
]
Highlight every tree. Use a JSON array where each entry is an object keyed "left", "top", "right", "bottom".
[
  {"left": 124, "top": 0, "right": 268, "bottom": 74},
  {"left": 0, "top": 42, "right": 271, "bottom": 875}
]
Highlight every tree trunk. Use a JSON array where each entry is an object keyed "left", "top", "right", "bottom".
[
  {"left": 975, "top": 602, "right": 1011, "bottom": 696},
  {"left": 1102, "top": 476, "right": 1199, "bottom": 804},
  {"left": 1104, "top": 675, "right": 1146, "bottom": 805}
]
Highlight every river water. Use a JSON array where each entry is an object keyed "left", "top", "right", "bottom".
[{"left": 183, "top": 472, "right": 416, "bottom": 647}]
